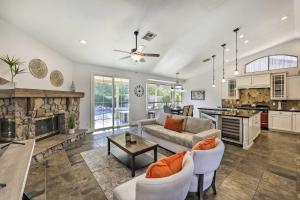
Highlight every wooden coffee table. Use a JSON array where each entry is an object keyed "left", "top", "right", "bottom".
[{"left": 107, "top": 132, "right": 158, "bottom": 177}]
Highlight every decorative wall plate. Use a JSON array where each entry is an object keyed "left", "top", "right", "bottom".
[
  {"left": 134, "top": 85, "right": 144, "bottom": 97},
  {"left": 29, "top": 59, "right": 48, "bottom": 79},
  {"left": 50, "top": 70, "right": 64, "bottom": 87}
]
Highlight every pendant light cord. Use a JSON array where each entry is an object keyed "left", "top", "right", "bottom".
[
  {"left": 221, "top": 43, "right": 226, "bottom": 80},
  {"left": 233, "top": 28, "right": 239, "bottom": 72},
  {"left": 212, "top": 55, "right": 216, "bottom": 85}
]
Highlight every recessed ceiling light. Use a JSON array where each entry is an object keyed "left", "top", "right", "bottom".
[
  {"left": 244, "top": 40, "right": 249, "bottom": 44},
  {"left": 225, "top": 59, "right": 229, "bottom": 63},
  {"left": 281, "top": 16, "right": 288, "bottom": 21},
  {"left": 239, "top": 34, "right": 244, "bottom": 38},
  {"left": 79, "top": 40, "right": 87, "bottom": 44},
  {"left": 225, "top": 48, "right": 230, "bottom": 52}
]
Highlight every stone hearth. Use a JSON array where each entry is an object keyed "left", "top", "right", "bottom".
[{"left": 0, "top": 88, "right": 84, "bottom": 141}]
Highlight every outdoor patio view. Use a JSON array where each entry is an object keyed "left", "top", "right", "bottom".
[
  {"left": 94, "top": 76, "right": 129, "bottom": 129},
  {"left": 147, "top": 82, "right": 182, "bottom": 110}
]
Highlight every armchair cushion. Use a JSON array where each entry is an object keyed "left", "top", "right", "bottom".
[
  {"left": 146, "top": 151, "right": 186, "bottom": 178},
  {"left": 192, "top": 136, "right": 217, "bottom": 150},
  {"left": 192, "top": 129, "right": 221, "bottom": 146}
]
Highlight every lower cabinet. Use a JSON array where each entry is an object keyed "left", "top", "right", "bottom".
[
  {"left": 269, "top": 111, "right": 300, "bottom": 133},
  {"left": 292, "top": 113, "right": 300, "bottom": 133}
]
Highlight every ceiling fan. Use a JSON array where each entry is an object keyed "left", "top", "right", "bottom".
[{"left": 114, "top": 30, "right": 160, "bottom": 62}]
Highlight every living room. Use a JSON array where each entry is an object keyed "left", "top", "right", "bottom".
[{"left": 0, "top": 0, "right": 299, "bottom": 200}]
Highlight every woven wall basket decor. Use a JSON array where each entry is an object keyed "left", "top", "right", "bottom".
[
  {"left": 29, "top": 58, "right": 48, "bottom": 79},
  {"left": 50, "top": 70, "right": 64, "bottom": 87}
]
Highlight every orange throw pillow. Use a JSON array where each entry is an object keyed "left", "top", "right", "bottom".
[
  {"left": 192, "top": 136, "right": 217, "bottom": 150},
  {"left": 146, "top": 151, "right": 186, "bottom": 178},
  {"left": 164, "top": 116, "right": 184, "bottom": 132}
]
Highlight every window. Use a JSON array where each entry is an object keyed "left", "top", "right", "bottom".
[
  {"left": 147, "top": 82, "right": 182, "bottom": 110},
  {"left": 245, "top": 55, "right": 298, "bottom": 73},
  {"left": 269, "top": 55, "right": 297, "bottom": 70},
  {"left": 245, "top": 57, "right": 268, "bottom": 73}
]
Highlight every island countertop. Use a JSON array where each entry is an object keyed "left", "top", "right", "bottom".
[
  {"left": 0, "top": 139, "right": 35, "bottom": 200},
  {"left": 198, "top": 107, "right": 260, "bottom": 118}
]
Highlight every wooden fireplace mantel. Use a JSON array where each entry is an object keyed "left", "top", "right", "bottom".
[{"left": 0, "top": 88, "right": 84, "bottom": 98}]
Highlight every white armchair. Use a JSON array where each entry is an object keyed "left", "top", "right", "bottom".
[
  {"left": 113, "top": 152, "right": 194, "bottom": 200},
  {"left": 189, "top": 139, "right": 225, "bottom": 200}
]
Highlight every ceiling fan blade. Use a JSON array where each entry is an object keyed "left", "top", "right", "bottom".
[
  {"left": 113, "top": 49, "right": 131, "bottom": 54},
  {"left": 137, "top": 45, "right": 145, "bottom": 53},
  {"left": 120, "top": 56, "right": 131, "bottom": 60},
  {"left": 139, "top": 57, "right": 146, "bottom": 62},
  {"left": 140, "top": 53, "right": 160, "bottom": 57}
]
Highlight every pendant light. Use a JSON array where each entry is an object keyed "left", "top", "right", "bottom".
[
  {"left": 221, "top": 43, "right": 226, "bottom": 83},
  {"left": 233, "top": 27, "right": 240, "bottom": 75},
  {"left": 171, "top": 72, "right": 184, "bottom": 92},
  {"left": 212, "top": 55, "right": 216, "bottom": 88}
]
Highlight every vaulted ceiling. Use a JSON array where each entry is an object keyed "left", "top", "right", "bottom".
[{"left": 0, "top": 0, "right": 298, "bottom": 79}]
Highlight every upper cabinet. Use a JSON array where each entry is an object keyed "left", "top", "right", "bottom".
[
  {"left": 222, "top": 79, "right": 238, "bottom": 99},
  {"left": 236, "top": 74, "right": 270, "bottom": 89},
  {"left": 271, "top": 73, "right": 287, "bottom": 100},
  {"left": 287, "top": 76, "right": 300, "bottom": 100}
]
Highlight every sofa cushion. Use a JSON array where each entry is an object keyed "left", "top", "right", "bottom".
[
  {"left": 172, "top": 115, "right": 188, "bottom": 130},
  {"left": 156, "top": 113, "right": 171, "bottom": 126},
  {"left": 185, "top": 117, "right": 211, "bottom": 134},
  {"left": 164, "top": 116, "right": 184, "bottom": 132},
  {"left": 143, "top": 124, "right": 194, "bottom": 147}
]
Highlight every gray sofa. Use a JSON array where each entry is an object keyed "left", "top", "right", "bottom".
[{"left": 138, "top": 113, "right": 221, "bottom": 152}]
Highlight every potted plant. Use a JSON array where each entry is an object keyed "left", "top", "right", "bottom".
[
  {"left": 68, "top": 113, "right": 76, "bottom": 134},
  {"left": 0, "top": 55, "right": 26, "bottom": 86}
]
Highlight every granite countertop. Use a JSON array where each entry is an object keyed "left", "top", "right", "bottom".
[{"left": 198, "top": 107, "right": 260, "bottom": 118}]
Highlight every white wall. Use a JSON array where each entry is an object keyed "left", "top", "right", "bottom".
[
  {"left": 0, "top": 18, "right": 73, "bottom": 90},
  {"left": 183, "top": 39, "right": 300, "bottom": 115},
  {"left": 73, "top": 63, "right": 175, "bottom": 129}
]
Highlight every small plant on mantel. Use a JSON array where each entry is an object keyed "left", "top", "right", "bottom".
[
  {"left": 68, "top": 112, "right": 76, "bottom": 134},
  {"left": 0, "top": 55, "right": 26, "bottom": 82}
]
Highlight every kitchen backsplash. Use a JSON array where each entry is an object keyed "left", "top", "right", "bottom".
[{"left": 222, "top": 88, "right": 300, "bottom": 110}]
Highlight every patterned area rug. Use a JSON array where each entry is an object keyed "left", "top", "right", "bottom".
[{"left": 81, "top": 145, "right": 165, "bottom": 200}]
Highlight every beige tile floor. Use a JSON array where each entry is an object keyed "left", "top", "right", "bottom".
[{"left": 25, "top": 128, "right": 299, "bottom": 200}]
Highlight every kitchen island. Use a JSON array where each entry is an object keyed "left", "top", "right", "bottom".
[{"left": 198, "top": 107, "right": 261, "bottom": 149}]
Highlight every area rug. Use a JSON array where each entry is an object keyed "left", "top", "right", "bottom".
[{"left": 81, "top": 146, "right": 165, "bottom": 200}]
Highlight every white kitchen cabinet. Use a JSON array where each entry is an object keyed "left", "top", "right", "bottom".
[
  {"left": 287, "top": 76, "right": 300, "bottom": 100},
  {"left": 271, "top": 73, "right": 287, "bottom": 100},
  {"left": 252, "top": 74, "right": 270, "bottom": 88},
  {"left": 248, "top": 112, "right": 261, "bottom": 142},
  {"left": 292, "top": 112, "right": 300, "bottom": 133},
  {"left": 237, "top": 74, "right": 270, "bottom": 89},
  {"left": 269, "top": 111, "right": 292, "bottom": 132},
  {"left": 221, "top": 79, "right": 238, "bottom": 99},
  {"left": 237, "top": 76, "right": 252, "bottom": 88}
]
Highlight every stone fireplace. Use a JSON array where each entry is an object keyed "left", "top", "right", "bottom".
[{"left": 0, "top": 88, "right": 84, "bottom": 141}]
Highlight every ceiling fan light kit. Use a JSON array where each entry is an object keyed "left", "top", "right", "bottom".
[{"left": 114, "top": 30, "right": 160, "bottom": 63}]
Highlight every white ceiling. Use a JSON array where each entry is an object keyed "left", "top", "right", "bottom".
[{"left": 0, "top": 0, "right": 298, "bottom": 79}]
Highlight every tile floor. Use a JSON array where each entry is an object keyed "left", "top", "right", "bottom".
[{"left": 25, "top": 127, "right": 299, "bottom": 200}]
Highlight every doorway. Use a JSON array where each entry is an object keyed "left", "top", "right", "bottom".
[{"left": 93, "top": 75, "right": 130, "bottom": 130}]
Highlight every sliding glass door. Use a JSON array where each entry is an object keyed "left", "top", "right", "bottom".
[{"left": 93, "top": 75, "right": 129, "bottom": 130}]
